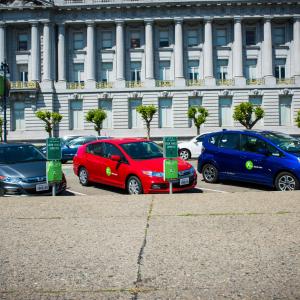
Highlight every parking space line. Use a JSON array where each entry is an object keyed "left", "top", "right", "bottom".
[
  {"left": 66, "top": 189, "right": 87, "bottom": 196},
  {"left": 195, "top": 187, "right": 229, "bottom": 194}
]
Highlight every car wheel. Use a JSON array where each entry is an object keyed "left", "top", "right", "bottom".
[
  {"left": 202, "top": 163, "right": 219, "bottom": 183},
  {"left": 275, "top": 172, "right": 299, "bottom": 191},
  {"left": 127, "top": 176, "right": 143, "bottom": 195},
  {"left": 179, "top": 149, "right": 191, "bottom": 160},
  {"left": 79, "top": 167, "right": 89, "bottom": 186}
]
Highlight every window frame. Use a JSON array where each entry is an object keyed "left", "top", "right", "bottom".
[
  {"left": 215, "top": 28, "right": 227, "bottom": 46},
  {"left": 17, "top": 33, "right": 29, "bottom": 51},
  {"left": 73, "top": 32, "right": 84, "bottom": 51},
  {"left": 159, "top": 30, "right": 170, "bottom": 48}
]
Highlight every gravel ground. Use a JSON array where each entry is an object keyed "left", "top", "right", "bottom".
[{"left": 0, "top": 192, "right": 299, "bottom": 300}]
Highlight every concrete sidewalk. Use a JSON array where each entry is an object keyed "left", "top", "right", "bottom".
[{"left": 0, "top": 192, "right": 299, "bottom": 299}]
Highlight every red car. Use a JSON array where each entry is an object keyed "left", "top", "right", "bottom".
[{"left": 73, "top": 138, "right": 197, "bottom": 194}]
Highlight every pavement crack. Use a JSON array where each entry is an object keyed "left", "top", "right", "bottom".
[{"left": 131, "top": 195, "right": 154, "bottom": 300}]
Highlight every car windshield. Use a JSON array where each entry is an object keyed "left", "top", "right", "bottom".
[
  {"left": 261, "top": 132, "right": 300, "bottom": 153},
  {"left": 121, "top": 141, "right": 163, "bottom": 159},
  {"left": 0, "top": 145, "right": 46, "bottom": 164},
  {"left": 68, "top": 137, "right": 96, "bottom": 146}
]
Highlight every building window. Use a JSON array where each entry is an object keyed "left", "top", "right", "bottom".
[
  {"left": 159, "top": 98, "right": 172, "bottom": 128},
  {"left": 273, "top": 27, "right": 285, "bottom": 45},
  {"left": 217, "top": 59, "right": 228, "bottom": 80},
  {"left": 249, "top": 96, "right": 263, "bottom": 125},
  {"left": 216, "top": 28, "right": 227, "bottom": 46},
  {"left": 159, "top": 61, "right": 170, "bottom": 80},
  {"left": 245, "top": 59, "right": 257, "bottom": 80},
  {"left": 73, "top": 64, "right": 84, "bottom": 82},
  {"left": 17, "top": 65, "right": 28, "bottom": 82},
  {"left": 13, "top": 102, "right": 25, "bottom": 130},
  {"left": 70, "top": 100, "right": 83, "bottom": 130},
  {"left": 159, "top": 30, "right": 169, "bottom": 47},
  {"left": 102, "top": 31, "right": 113, "bottom": 49},
  {"left": 18, "top": 34, "right": 28, "bottom": 51},
  {"left": 130, "top": 62, "right": 141, "bottom": 82},
  {"left": 187, "top": 30, "right": 198, "bottom": 47},
  {"left": 129, "top": 99, "right": 143, "bottom": 129},
  {"left": 188, "top": 98, "right": 202, "bottom": 127},
  {"left": 99, "top": 99, "right": 112, "bottom": 128},
  {"left": 188, "top": 60, "right": 199, "bottom": 80},
  {"left": 130, "top": 31, "right": 141, "bottom": 48},
  {"left": 219, "top": 97, "right": 232, "bottom": 127},
  {"left": 279, "top": 96, "right": 292, "bottom": 126},
  {"left": 245, "top": 28, "right": 256, "bottom": 46},
  {"left": 73, "top": 32, "right": 84, "bottom": 50},
  {"left": 101, "top": 62, "right": 113, "bottom": 82},
  {"left": 275, "top": 59, "right": 286, "bottom": 80}
]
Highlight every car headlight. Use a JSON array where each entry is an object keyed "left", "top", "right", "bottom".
[
  {"left": 142, "top": 171, "right": 164, "bottom": 178},
  {"left": 0, "top": 176, "right": 22, "bottom": 184}
]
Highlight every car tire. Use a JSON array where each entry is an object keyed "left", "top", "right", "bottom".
[
  {"left": 127, "top": 176, "right": 143, "bottom": 195},
  {"left": 179, "top": 149, "right": 191, "bottom": 160},
  {"left": 79, "top": 167, "right": 90, "bottom": 186},
  {"left": 275, "top": 172, "right": 299, "bottom": 191},
  {"left": 202, "top": 163, "right": 219, "bottom": 183}
]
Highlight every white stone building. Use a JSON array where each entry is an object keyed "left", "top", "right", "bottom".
[{"left": 0, "top": 0, "right": 300, "bottom": 140}]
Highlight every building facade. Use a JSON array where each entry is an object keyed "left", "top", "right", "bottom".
[{"left": 0, "top": 0, "right": 300, "bottom": 140}]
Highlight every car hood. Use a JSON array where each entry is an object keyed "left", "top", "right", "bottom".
[
  {"left": 133, "top": 157, "right": 193, "bottom": 172},
  {"left": 0, "top": 161, "right": 46, "bottom": 178}
]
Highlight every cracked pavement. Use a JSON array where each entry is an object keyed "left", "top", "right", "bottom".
[{"left": 0, "top": 191, "right": 299, "bottom": 300}]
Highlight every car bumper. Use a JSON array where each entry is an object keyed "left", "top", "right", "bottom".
[
  {"left": 0, "top": 181, "right": 67, "bottom": 196},
  {"left": 143, "top": 173, "right": 197, "bottom": 194}
]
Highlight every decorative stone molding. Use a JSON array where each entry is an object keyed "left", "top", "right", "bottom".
[
  {"left": 190, "top": 90, "right": 201, "bottom": 97},
  {"left": 130, "top": 92, "right": 140, "bottom": 99},
  {"left": 68, "top": 93, "right": 81, "bottom": 100},
  {"left": 219, "top": 89, "right": 232, "bottom": 96},
  {"left": 161, "top": 91, "right": 170, "bottom": 98},
  {"left": 279, "top": 88, "right": 294, "bottom": 96},
  {"left": 98, "top": 92, "right": 110, "bottom": 99},
  {"left": 29, "top": 94, "right": 37, "bottom": 111},
  {"left": 248, "top": 89, "right": 263, "bottom": 96}
]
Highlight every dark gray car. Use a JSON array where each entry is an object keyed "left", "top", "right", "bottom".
[{"left": 0, "top": 144, "right": 66, "bottom": 196}]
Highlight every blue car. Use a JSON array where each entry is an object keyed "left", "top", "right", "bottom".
[{"left": 198, "top": 130, "right": 300, "bottom": 191}]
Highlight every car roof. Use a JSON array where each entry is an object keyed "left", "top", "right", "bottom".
[
  {"left": 87, "top": 137, "right": 148, "bottom": 146},
  {"left": 0, "top": 143, "right": 34, "bottom": 147},
  {"left": 208, "top": 129, "right": 283, "bottom": 136}
]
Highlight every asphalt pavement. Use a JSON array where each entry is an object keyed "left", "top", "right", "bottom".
[{"left": 0, "top": 191, "right": 299, "bottom": 299}]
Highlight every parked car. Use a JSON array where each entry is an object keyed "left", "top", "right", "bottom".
[
  {"left": 61, "top": 135, "right": 83, "bottom": 144},
  {"left": 178, "top": 133, "right": 209, "bottom": 160},
  {"left": 73, "top": 138, "right": 197, "bottom": 194},
  {"left": 0, "top": 143, "right": 66, "bottom": 196},
  {"left": 198, "top": 130, "right": 300, "bottom": 191},
  {"left": 41, "top": 136, "right": 109, "bottom": 163}
]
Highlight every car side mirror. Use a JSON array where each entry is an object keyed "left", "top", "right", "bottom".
[{"left": 111, "top": 155, "right": 121, "bottom": 162}]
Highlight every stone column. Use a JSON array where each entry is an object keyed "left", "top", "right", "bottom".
[
  {"left": 203, "top": 18, "right": 215, "bottom": 85},
  {"left": 57, "top": 23, "right": 66, "bottom": 83},
  {"left": 86, "top": 22, "right": 96, "bottom": 88},
  {"left": 0, "top": 22, "right": 6, "bottom": 64},
  {"left": 145, "top": 19, "right": 154, "bottom": 87},
  {"left": 174, "top": 18, "right": 185, "bottom": 86},
  {"left": 31, "top": 22, "right": 40, "bottom": 81},
  {"left": 233, "top": 18, "right": 245, "bottom": 85},
  {"left": 116, "top": 20, "right": 125, "bottom": 87},
  {"left": 263, "top": 18, "right": 275, "bottom": 85},
  {"left": 293, "top": 17, "right": 300, "bottom": 83},
  {"left": 42, "top": 22, "right": 51, "bottom": 82}
]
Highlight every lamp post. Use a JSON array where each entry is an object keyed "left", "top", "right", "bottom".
[{"left": 0, "top": 60, "right": 9, "bottom": 143}]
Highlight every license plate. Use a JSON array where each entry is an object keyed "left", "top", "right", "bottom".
[
  {"left": 36, "top": 183, "right": 49, "bottom": 192},
  {"left": 180, "top": 177, "right": 189, "bottom": 186}
]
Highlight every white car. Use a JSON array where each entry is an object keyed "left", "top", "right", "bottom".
[{"left": 178, "top": 133, "right": 209, "bottom": 160}]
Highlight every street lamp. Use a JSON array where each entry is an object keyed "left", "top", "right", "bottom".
[{"left": 0, "top": 60, "right": 10, "bottom": 143}]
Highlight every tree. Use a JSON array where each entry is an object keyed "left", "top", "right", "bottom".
[
  {"left": 35, "top": 110, "right": 63, "bottom": 138},
  {"left": 86, "top": 109, "right": 107, "bottom": 136},
  {"left": 136, "top": 105, "right": 157, "bottom": 140},
  {"left": 0, "top": 117, "right": 3, "bottom": 142},
  {"left": 296, "top": 110, "right": 300, "bottom": 128},
  {"left": 187, "top": 106, "right": 209, "bottom": 135},
  {"left": 233, "top": 102, "right": 265, "bottom": 130}
]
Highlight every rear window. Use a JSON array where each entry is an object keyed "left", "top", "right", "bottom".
[
  {"left": 218, "top": 133, "right": 240, "bottom": 150},
  {"left": 208, "top": 133, "right": 221, "bottom": 145}
]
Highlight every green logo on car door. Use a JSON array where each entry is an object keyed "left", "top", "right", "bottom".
[
  {"left": 106, "top": 167, "right": 112, "bottom": 176},
  {"left": 245, "top": 160, "right": 254, "bottom": 170}
]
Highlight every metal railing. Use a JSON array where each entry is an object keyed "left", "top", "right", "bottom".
[
  {"left": 246, "top": 78, "right": 265, "bottom": 85},
  {"left": 10, "top": 81, "right": 39, "bottom": 89},
  {"left": 186, "top": 79, "right": 204, "bottom": 87},
  {"left": 125, "top": 81, "right": 143, "bottom": 88},
  {"left": 66, "top": 82, "right": 85, "bottom": 89},
  {"left": 216, "top": 79, "right": 235, "bottom": 86},
  {"left": 276, "top": 78, "right": 295, "bottom": 85},
  {"left": 155, "top": 80, "right": 173, "bottom": 87},
  {"left": 96, "top": 81, "right": 113, "bottom": 89}
]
